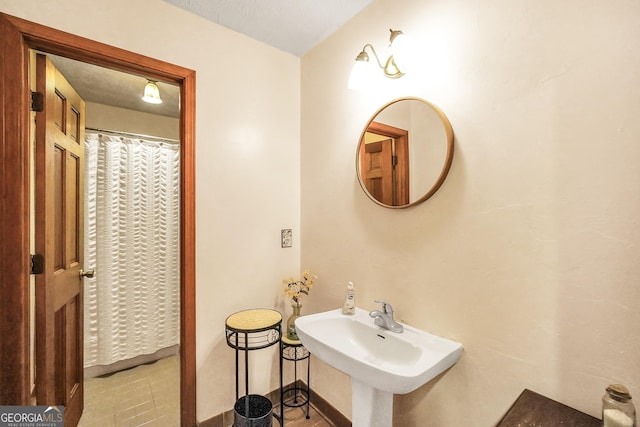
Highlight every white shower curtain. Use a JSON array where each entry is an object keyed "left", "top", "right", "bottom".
[{"left": 84, "top": 131, "right": 180, "bottom": 369}]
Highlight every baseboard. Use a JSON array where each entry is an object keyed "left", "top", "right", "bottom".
[{"left": 198, "top": 380, "right": 351, "bottom": 427}]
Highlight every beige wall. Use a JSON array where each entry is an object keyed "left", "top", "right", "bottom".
[
  {"left": 301, "top": 0, "right": 640, "bottom": 425},
  {"left": 85, "top": 102, "right": 180, "bottom": 140},
  {"left": 7, "top": 0, "right": 640, "bottom": 424},
  {"left": 1, "top": 0, "right": 301, "bottom": 421}
]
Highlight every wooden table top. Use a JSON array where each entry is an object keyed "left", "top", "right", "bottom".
[{"left": 496, "top": 389, "right": 601, "bottom": 427}]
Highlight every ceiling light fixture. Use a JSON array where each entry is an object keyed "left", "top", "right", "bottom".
[
  {"left": 348, "top": 29, "right": 410, "bottom": 90},
  {"left": 142, "top": 79, "right": 163, "bottom": 104}
]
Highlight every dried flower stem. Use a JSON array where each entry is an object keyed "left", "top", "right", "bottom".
[{"left": 283, "top": 269, "right": 318, "bottom": 306}]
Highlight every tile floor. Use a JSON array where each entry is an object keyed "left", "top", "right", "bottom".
[
  {"left": 78, "top": 354, "right": 335, "bottom": 426},
  {"left": 278, "top": 405, "right": 334, "bottom": 427},
  {"left": 78, "top": 355, "right": 180, "bottom": 427}
]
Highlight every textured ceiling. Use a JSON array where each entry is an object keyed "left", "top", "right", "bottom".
[
  {"left": 162, "top": 0, "right": 374, "bottom": 57},
  {"left": 48, "top": 0, "right": 375, "bottom": 118},
  {"left": 48, "top": 54, "right": 181, "bottom": 119}
]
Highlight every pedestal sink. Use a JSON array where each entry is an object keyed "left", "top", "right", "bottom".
[{"left": 295, "top": 308, "right": 462, "bottom": 427}]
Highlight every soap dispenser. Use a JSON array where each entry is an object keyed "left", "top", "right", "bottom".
[{"left": 342, "top": 281, "right": 355, "bottom": 315}]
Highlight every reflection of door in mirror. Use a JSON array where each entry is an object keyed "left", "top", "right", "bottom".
[{"left": 359, "top": 122, "right": 409, "bottom": 206}]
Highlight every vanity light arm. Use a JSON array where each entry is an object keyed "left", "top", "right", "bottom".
[
  {"left": 357, "top": 43, "right": 404, "bottom": 79},
  {"left": 350, "top": 28, "right": 407, "bottom": 85},
  {"left": 359, "top": 44, "right": 386, "bottom": 70}
]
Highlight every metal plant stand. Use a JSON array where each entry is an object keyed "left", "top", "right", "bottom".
[
  {"left": 225, "top": 309, "right": 283, "bottom": 426},
  {"left": 281, "top": 335, "right": 311, "bottom": 420}
]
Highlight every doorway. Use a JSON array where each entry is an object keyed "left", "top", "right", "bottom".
[
  {"left": 0, "top": 12, "right": 196, "bottom": 426},
  {"left": 359, "top": 121, "right": 410, "bottom": 206}
]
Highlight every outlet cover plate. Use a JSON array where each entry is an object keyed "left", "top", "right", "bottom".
[{"left": 281, "top": 229, "right": 292, "bottom": 248}]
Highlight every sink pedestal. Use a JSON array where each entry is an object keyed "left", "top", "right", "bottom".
[{"left": 351, "top": 378, "right": 393, "bottom": 427}]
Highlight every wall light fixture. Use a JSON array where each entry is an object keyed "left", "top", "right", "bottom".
[
  {"left": 142, "top": 79, "right": 163, "bottom": 104},
  {"left": 348, "top": 29, "right": 410, "bottom": 90}
]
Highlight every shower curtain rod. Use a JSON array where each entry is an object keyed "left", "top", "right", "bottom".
[{"left": 85, "top": 127, "right": 179, "bottom": 144}]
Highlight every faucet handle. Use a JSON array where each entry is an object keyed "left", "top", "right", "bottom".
[{"left": 374, "top": 300, "right": 393, "bottom": 314}]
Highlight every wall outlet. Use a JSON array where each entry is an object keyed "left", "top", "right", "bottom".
[{"left": 281, "top": 229, "right": 292, "bottom": 248}]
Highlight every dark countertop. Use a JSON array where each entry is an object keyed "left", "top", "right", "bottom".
[{"left": 496, "top": 389, "right": 602, "bottom": 427}]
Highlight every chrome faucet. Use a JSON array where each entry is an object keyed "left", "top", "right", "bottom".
[{"left": 369, "top": 300, "right": 404, "bottom": 333}]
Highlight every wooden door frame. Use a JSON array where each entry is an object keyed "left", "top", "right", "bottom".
[
  {"left": 364, "top": 121, "right": 409, "bottom": 206},
  {"left": 0, "top": 13, "right": 196, "bottom": 426}
]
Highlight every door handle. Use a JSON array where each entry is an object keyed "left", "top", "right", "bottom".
[{"left": 79, "top": 269, "right": 95, "bottom": 278}]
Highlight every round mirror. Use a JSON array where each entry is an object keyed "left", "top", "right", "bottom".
[{"left": 356, "top": 97, "right": 454, "bottom": 208}]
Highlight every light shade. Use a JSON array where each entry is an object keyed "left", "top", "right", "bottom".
[
  {"left": 389, "top": 31, "right": 411, "bottom": 73},
  {"left": 348, "top": 51, "right": 377, "bottom": 90},
  {"left": 142, "top": 80, "right": 163, "bottom": 104}
]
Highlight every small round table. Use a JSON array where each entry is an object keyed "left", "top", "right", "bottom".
[
  {"left": 281, "top": 335, "right": 311, "bottom": 419},
  {"left": 225, "top": 309, "right": 283, "bottom": 424}
]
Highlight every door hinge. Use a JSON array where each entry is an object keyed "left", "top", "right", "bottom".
[
  {"left": 30, "top": 254, "right": 44, "bottom": 275},
  {"left": 391, "top": 155, "right": 398, "bottom": 167},
  {"left": 31, "top": 91, "right": 44, "bottom": 112}
]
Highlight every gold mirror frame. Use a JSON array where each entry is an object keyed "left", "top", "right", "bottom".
[{"left": 356, "top": 97, "right": 454, "bottom": 209}]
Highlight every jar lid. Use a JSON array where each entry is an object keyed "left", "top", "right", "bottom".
[{"left": 607, "top": 384, "right": 632, "bottom": 402}]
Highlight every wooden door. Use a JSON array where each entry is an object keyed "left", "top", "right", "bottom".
[
  {"left": 360, "top": 138, "right": 394, "bottom": 205},
  {"left": 360, "top": 121, "right": 410, "bottom": 207},
  {"left": 35, "top": 53, "right": 86, "bottom": 427}
]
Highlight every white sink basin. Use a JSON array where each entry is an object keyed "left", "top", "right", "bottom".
[
  {"left": 295, "top": 307, "right": 462, "bottom": 394},
  {"left": 295, "top": 307, "right": 462, "bottom": 427}
]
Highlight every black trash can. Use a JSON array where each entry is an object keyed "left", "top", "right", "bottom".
[{"left": 234, "top": 394, "right": 273, "bottom": 427}]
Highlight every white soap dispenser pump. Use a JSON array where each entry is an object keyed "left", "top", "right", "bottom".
[{"left": 342, "top": 281, "right": 355, "bottom": 315}]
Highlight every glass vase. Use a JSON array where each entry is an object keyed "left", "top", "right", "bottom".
[{"left": 286, "top": 303, "right": 302, "bottom": 340}]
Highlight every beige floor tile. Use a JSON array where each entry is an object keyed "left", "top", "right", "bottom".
[
  {"left": 81, "top": 354, "right": 335, "bottom": 427},
  {"left": 78, "top": 355, "right": 179, "bottom": 427}
]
